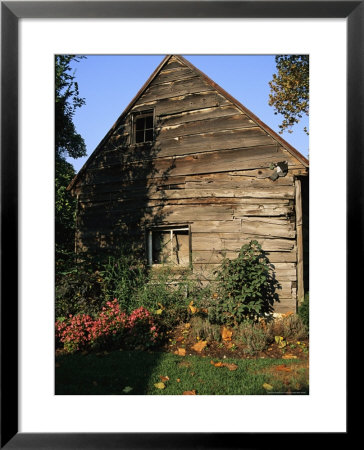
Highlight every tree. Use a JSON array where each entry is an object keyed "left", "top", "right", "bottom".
[
  {"left": 55, "top": 55, "right": 86, "bottom": 267},
  {"left": 55, "top": 55, "right": 87, "bottom": 159},
  {"left": 268, "top": 55, "right": 309, "bottom": 135}
]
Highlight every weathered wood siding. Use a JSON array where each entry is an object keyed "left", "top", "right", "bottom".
[{"left": 73, "top": 56, "right": 308, "bottom": 313}]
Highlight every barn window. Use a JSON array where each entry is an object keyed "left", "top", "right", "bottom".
[
  {"left": 147, "top": 226, "right": 190, "bottom": 266},
  {"left": 133, "top": 110, "right": 154, "bottom": 143}
]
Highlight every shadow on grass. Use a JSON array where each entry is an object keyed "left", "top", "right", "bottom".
[
  {"left": 55, "top": 350, "right": 165, "bottom": 395},
  {"left": 55, "top": 350, "right": 309, "bottom": 395}
]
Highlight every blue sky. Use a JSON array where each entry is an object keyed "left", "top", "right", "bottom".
[{"left": 68, "top": 55, "right": 309, "bottom": 173}]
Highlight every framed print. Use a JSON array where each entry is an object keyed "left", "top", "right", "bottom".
[{"left": 1, "top": 1, "right": 358, "bottom": 447}]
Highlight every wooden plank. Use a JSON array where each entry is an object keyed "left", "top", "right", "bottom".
[
  {"left": 295, "top": 179, "right": 304, "bottom": 304},
  {"left": 272, "top": 298, "right": 296, "bottom": 314},
  {"left": 185, "top": 174, "right": 294, "bottom": 188},
  {"left": 163, "top": 58, "right": 185, "bottom": 70},
  {"left": 191, "top": 220, "right": 242, "bottom": 233},
  {"left": 157, "top": 114, "right": 255, "bottom": 139},
  {"left": 131, "top": 91, "right": 231, "bottom": 116},
  {"left": 191, "top": 234, "right": 295, "bottom": 252},
  {"left": 191, "top": 249, "right": 297, "bottom": 264},
  {"left": 151, "top": 66, "right": 195, "bottom": 85},
  {"left": 234, "top": 204, "right": 294, "bottom": 217},
  {"left": 241, "top": 222, "right": 296, "bottom": 239},
  {"left": 153, "top": 127, "right": 275, "bottom": 157},
  {"left": 85, "top": 146, "right": 294, "bottom": 182},
  {"left": 140, "top": 77, "right": 214, "bottom": 103},
  {"left": 147, "top": 186, "right": 295, "bottom": 200},
  {"left": 157, "top": 105, "right": 239, "bottom": 127}
]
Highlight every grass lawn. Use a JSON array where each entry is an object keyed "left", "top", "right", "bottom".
[{"left": 55, "top": 350, "right": 308, "bottom": 395}]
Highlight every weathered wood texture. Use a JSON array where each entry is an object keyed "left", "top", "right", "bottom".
[{"left": 73, "top": 56, "right": 308, "bottom": 313}]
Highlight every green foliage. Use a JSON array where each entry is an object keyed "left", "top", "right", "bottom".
[
  {"left": 136, "top": 268, "right": 192, "bottom": 329},
  {"left": 55, "top": 55, "right": 87, "bottom": 159},
  {"left": 189, "top": 316, "right": 221, "bottom": 342},
  {"left": 237, "top": 321, "right": 270, "bottom": 355},
  {"left": 55, "top": 156, "right": 78, "bottom": 259},
  {"left": 100, "top": 250, "right": 147, "bottom": 314},
  {"left": 210, "top": 241, "right": 279, "bottom": 326},
  {"left": 269, "top": 55, "right": 309, "bottom": 135},
  {"left": 55, "top": 55, "right": 86, "bottom": 268},
  {"left": 298, "top": 292, "right": 309, "bottom": 330},
  {"left": 55, "top": 268, "right": 106, "bottom": 318},
  {"left": 282, "top": 313, "right": 308, "bottom": 340}
]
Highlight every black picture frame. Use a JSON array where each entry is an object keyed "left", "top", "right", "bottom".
[{"left": 1, "top": 1, "right": 356, "bottom": 448}]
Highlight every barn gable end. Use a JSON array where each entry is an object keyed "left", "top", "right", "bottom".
[{"left": 68, "top": 55, "right": 309, "bottom": 313}]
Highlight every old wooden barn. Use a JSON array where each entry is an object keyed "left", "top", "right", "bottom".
[{"left": 68, "top": 55, "right": 309, "bottom": 314}]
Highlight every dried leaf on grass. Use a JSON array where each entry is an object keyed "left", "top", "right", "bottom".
[
  {"left": 210, "top": 360, "right": 238, "bottom": 371},
  {"left": 159, "top": 375, "right": 170, "bottom": 382},
  {"left": 191, "top": 340, "right": 207, "bottom": 353},
  {"left": 282, "top": 354, "right": 298, "bottom": 359},
  {"left": 154, "top": 382, "right": 166, "bottom": 390},
  {"left": 275, "top": 365, "right": 292, "bottom": 372},
  {"left": 183, "top": 390, "right": 196, "bottom": 395},
  {"left": 263, "top": 383, "right": 273, "bottom": 391},
  {"left": 188, "top": 301, "right": 198, "bottom": 314},
  {"left": 122, "top": 386, "right": 133, "bottom": 394},
  {"left": 175, "top": 348, "right": 186, "bottom": 356}
]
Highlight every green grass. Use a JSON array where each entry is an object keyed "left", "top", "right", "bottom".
[{"left": 55, "top": 350, "right": 308, "bottom": 395}]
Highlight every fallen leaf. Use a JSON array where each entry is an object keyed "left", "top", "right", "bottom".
[
  {"left": 191, "top": 340, "right": 207, "bottom": 352},
  {"left": 175, "top": 347, "right": 186, "bottom": 356},
  {"left": 275, "top": 336, "right": 287, "bottom": 348},
  {"left": 263, "top": 383, "right": 273, "bottom": 391},
  {"left": 122, "top": 386, "right": 133, "bottom": 394},
  {"left": 188, "top": 301, "right": 198, "bottom": 314},
  {"left": 184, "top": 323, "right": 191, "bottom": 329},
  {"left": 155, "top": 309, "right": 163, "bottom": 315},
  {"left": 221, "top": 326, "right": 233, "bottom": 341},
  {"left": 159, "top": 375, "right": 170, "bottom": 382},
  {"left": 211, "top": 360, "right": 224, "bottom": 367},
  {"left": 176, "top": 336, "right": 184, "bottom": 342},
  {"left": 275, "top": 364, "right": 292, "bottom": 372},
  {"left": 282, "top": 354, "right": 298, "bottom": 359},
  {"left": 154, "top": 382, "right": 166, "bottom": 390},
  {"left": 176, "top": 378, "right": 181, "bottom": 383},
  {"left": 183, "top": 390, "right": 196, "bottom": 395},
  {"left": 224, "top": 363, "right": 238, "bottom": 371}
]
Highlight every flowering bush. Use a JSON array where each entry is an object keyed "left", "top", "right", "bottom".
[{"left": 55, "top": 300, "right": 158, "bottom": 353}]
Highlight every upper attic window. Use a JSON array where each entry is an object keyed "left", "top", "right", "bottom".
[{"left": 133, "top": 110, "right": 154, "bottom": 143}]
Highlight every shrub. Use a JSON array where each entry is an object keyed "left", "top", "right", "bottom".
[
  {"left": 100, "top": 252, "right": 147, "bottom": 314},
  {"left": 237, "top": 322, "right": 270, "bottom": 355},
  {"left": 136, "top": 268, "right": 192, "bottom": 328},
  {"left": 265, "top": 313, "right": 308, "bottom": 341},
  {"left": 189, "top": 316, "right": 221, "bottom": 342},
  {"left": 210, "top": 241, "right": 280, "bottom": 326},
  {"left": 282, "top": 314, "right": 308, "bottom": 340},
  {"left": 124, "top": 306, "right": 159, "bottom": 349},
  {"left": 55, "top": 268, "right": 106, "bottom": 318},
  {"left": 55, "top": 301, "right": 158, "bottom": 353},
  {"left": 298, "top": 292, "right": 309, "bottom": 330}
]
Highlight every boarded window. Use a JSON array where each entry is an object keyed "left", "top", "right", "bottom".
[
  {"left": 147, "top": 227, "right": 190, "bottom": 266},
  {"left": 133, "top": 110, "right": 154, "bottom": 143}
]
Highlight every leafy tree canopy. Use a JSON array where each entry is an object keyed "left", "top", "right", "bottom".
[
  {"left": 269, "top": 55, "right": 309, "bottom": 135},
  {"left": 55, "top": 55, "right": 86, "bottom": 266},
  {"left": 55, "top": 55, "right": 87, "bottom": 159}
]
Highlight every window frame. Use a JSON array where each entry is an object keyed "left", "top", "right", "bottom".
[
  {"left": 147, "top": 225, "right": 191, "bottom": 267},
  {"left": 132, "top": 109, "right": 155, "bottom": 144}
]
